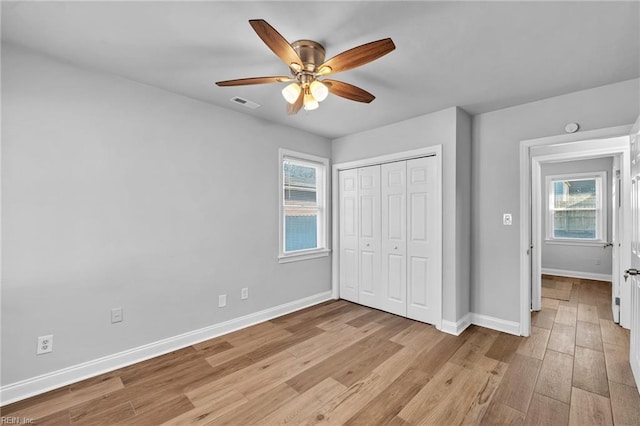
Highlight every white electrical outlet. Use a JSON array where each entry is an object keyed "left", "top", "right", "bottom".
[
  {"left": 241, "top": 288, "right": 249, "bottom": 300},
  {"left": 218, "top": 294, "right": 227, "bottom": 307},
  {"left": 111, "top": 307, "right": 123, "bottom": 323},
  {"left": 37, "top": 335, "right": 53, "bottom": 355},
  {"left": 595, "top": 258, "right": 601, "bottom": 266},
  {"left": 503, "top": 213, "right": 513, "bottom": 226}
]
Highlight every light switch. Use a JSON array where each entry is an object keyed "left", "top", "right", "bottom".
[
  {"left": 111, "top": 307, "right": 123, "bottom": 323},
  {"left": 503, "top": 213, "right": 513, "bottom": 226}
]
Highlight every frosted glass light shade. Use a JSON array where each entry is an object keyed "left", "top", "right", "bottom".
[
  {"left": 309, "top": 80, "right": 329, "bottom": 102},
  {"left": 303, "top": 93, "right": 319, "bottom": 111},
  {"left": 282, "top": 83, "right": 301, "bottom": 104}
]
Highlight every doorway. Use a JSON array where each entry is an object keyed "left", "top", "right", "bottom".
[
  {"left": 535, "top": 156, "right": 617, "bottom": 317},
  {"left": 519, "top": 126, "right": 632, "bottom": 336}
]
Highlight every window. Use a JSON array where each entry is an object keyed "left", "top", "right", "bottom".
[
  {"left": 279, "top": 149, "right": 329, "bottom": 262},
  {"left": 546, "top": 172, "right": 606, "bottom": 242}
]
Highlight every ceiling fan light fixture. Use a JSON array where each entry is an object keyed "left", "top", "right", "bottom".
[
  {"left": 282, "top": 82, "right": 302, "bottom": 104},
  {"left": 303, "top": 92, "right": 319, "bottom": 111},
  {"left": 309, "top": 80, "right": 329, "bottom": 102},
  {"left": 216, "top": 20, "right": 395, "bottom": 115}
]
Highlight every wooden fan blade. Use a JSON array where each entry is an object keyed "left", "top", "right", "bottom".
[
  {"left": 249, "top": 19, "right": 303, "bottom": 70},
  {"left": 216, "top": 76, "right": 292, "bottom": 86},
  {"left": 323, "top": 79, "right": 375, "bottom": 103},
  {"left": 287, "top": 90, "right": 304, "bottom": 115},
  {"left": 317, "top": 38, "right": 395, "bottom": 75}
]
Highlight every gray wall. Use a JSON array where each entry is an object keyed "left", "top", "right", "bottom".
[
  {"left": 540, "top": 157, "right": 614, "bottom": 276},
  {"left": 332, "top": 106, "right": 472, "bottom": 324},
  {"left": 471, "top": 78, "right": 639, "bottom": 323},
  {"left": 1, "top": 44, "right": 332, "bottom": 385},
  {"left": 456, "top": 108, "right": 472, "bottom": 318}
]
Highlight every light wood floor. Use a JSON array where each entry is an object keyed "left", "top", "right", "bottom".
[{"left": 2, "top": 277, "right": 639, "bottom": 425}]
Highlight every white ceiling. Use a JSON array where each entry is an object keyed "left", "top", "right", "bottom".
[{"left": 2, "top": 1, "right": 638, "bottom": 139}]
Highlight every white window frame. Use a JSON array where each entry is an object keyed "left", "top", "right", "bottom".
[
  {"left": 278, "top": 148, "right": 330, "bottom": 263},
  {"left": 545, "top": 171, "right": 607, "bottom": 245}
]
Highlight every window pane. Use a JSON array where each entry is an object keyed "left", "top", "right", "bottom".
[
  {"left": 285, "top": 214, "right": 318, "bottom": 251},
  {"left": 553, "top": 210, "right": 596, "bottom": 239},
  {"left": 279, "top": 152, "right": 327, "bottom": 258},
  {"left": 285, "top": 188, "right": 316, "bottom": 203},
  {"left": 284, "top": 162, "right": 316, "bottom": 205},
  {"left": 553, "top": 179, "right": 596, "bottom": 209}
]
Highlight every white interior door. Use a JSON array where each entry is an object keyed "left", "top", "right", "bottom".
[
  {"left": 611, "top": 158, "right": 621, "bottom": 322},
  {"left": 339, "top": 169, "right": 359, "bottom": 303},
  {"left": 381, "top": 161, "right": 407, "bottom": 316},
  {"left": 357, "top": 165, "right": 382, "bottom": 309},
  {"left": 628, "top": 116, "right": 640, "bottom": 389},
  {"left": 406, "top": 156, "right": 442, "bottom": 324}
]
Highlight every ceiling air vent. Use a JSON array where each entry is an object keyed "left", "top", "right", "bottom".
[{"left": 230, "top": 96, "right": 260, "bottom": 109}]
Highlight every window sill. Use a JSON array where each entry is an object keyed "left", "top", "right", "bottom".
[
  {"left": 544, "top": 239, "right": 607, "bottom": 247},
  {"left": 278, "top": 249, "right": 331, "bottom": 264}
]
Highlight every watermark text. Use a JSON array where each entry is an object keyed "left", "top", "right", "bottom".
[{"left": 0, "top": 417, "right": 35, "bottom": 425}]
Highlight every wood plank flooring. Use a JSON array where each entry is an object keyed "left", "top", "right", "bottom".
[
  {"left": 2, "top": 276, "right": 638, "bottom": 425},
  {"left": 541, "top": 276, "right": 573, "bottom": 301}
]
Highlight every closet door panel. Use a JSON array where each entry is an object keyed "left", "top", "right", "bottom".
[
  {"left": 358, "top": 165, "right": 381, "bottom": 309},
  {"left": 409, "top": 193, "right": 428, "bottom": 241},
  {"left": 409, "top": 256, "right": 428, "bottom": 305},
  {"left": 360, "top": 251, "right": 376, "bottom": 293},
  {"left": 388, "top": 194, "right": 404, "bottom": 239},
  {"left": 360, "top": 196, "right": 375, "bottom": 238},
  {"left": 406, "top": 156, "right": 442, "bottom": 324},
  {"left": 381, "top": 161, "right": 407, "bottom": 316},
  {"left": 387, "top": 253, "right": 404, "bottom": 301},
  {"left": 339, "top": 169, "right": 359, "bottom": 303}
]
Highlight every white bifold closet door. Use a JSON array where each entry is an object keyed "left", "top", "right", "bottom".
[
  {"left": 405, "top": 156, "right": 441, "bottom": 323},
  {"left": 357, "top": 165, "right": 382, "bottom": 309},
  {"left": 339, "top": 155, "right": 441, "bottom": 325},
  {"left": 380, "top": 161, "right": 407, "bottom": 316},
  {"left": 339, "top": 168, "right": 359, "bottom": 303}
]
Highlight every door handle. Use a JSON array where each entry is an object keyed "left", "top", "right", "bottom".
[
  {"left": 624, "top": 268, "right": 639, "bottom": 282},
  {"left": 603, "top": 242, "right": 613, "bottom": 249}
]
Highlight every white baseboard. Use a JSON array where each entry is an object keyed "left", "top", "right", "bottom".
[
  {"left": 441, "top": 312, "right": 520, "bottom": 336},
  {"left": 541, "top": 268, "right": 612, "bottom": 282},
  {"left": 441, "top": 313, "right": 472, "bottom": 336},
  {"left": 0, "top": 291, "right": 334, "bottom": 406},
  {"left": 471, "top": 313, "right": 520, "bottom": 336}
]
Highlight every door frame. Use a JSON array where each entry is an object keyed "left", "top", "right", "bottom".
[
  {"left": 519, "top": 125, "right": 632, "bottom": 336},
  {"left": 628, "top": 116, "right": 640, "bottom": 390},
  {"left": 331, "top": 145, "right": 443, "bottom": 330},
  {"left": 533, "top": 152, "right": 621, "bottom": 315}
]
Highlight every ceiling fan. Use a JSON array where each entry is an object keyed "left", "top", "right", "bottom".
[{"left": 216, "top": 19, "right": 395, "bottom": 114}]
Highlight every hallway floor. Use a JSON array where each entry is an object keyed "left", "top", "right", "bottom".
[{"left": 526, "top": 275, "right": 639, "bottom": 425}]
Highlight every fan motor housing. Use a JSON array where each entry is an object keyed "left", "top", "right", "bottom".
[{"left": 291, "top": 40, "right": 326, "bottom": 72}]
